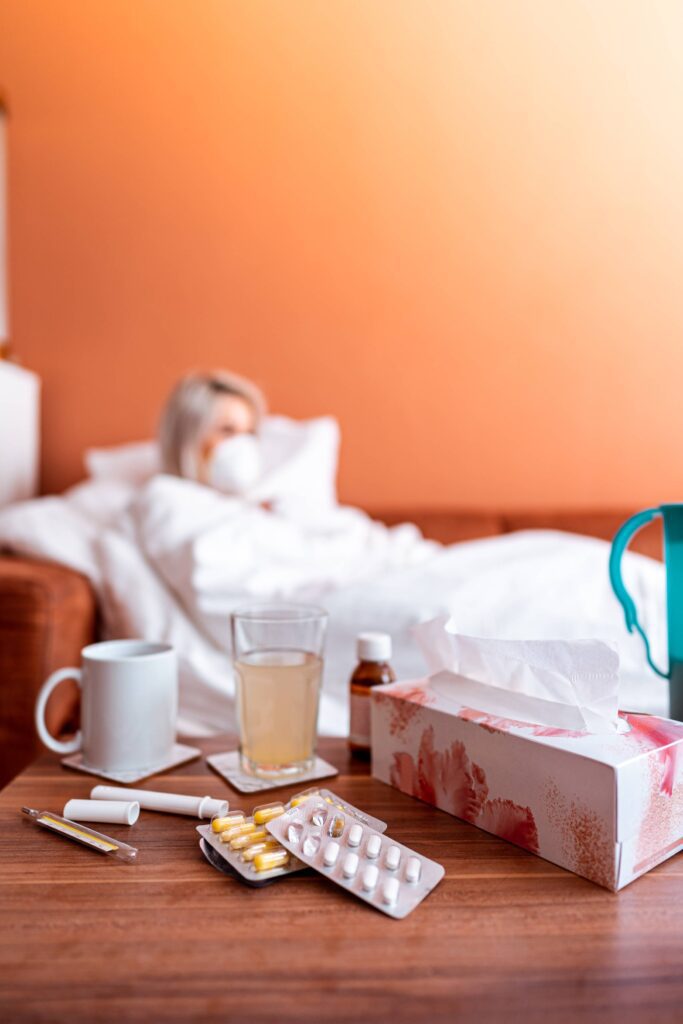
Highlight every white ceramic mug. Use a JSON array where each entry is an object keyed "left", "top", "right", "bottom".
[{"left": 34, "top": 640, "right": 178, "bottom": 773}]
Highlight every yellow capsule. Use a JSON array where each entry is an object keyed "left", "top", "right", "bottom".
[
  {"left": 219, "top": 821, "right": 257, "bottom": 843},
  {"left": 324, "top": 796, "right": 333, "bottom": 804},
  {"left": 253, "top": 848, "right": 290, "bottom": 872},
  {"left": 241, "top": 839, "right": 282, "bottom": 862},
  {"left": 211, "top": 812, "right": 245, "bottom": 834},
  {"left": 229, "top": 828, "right": 268, "bottom": 850},
  {"left": 252, "top": 802, "right": 285, "bottom": 825}
]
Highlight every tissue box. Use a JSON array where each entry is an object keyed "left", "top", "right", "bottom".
[{"left": 371, "top": 678, "right": 683, "bottom": 890}]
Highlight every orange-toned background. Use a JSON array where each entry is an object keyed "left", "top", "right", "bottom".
[{"left": 2, "top": 1, "right": 683, "bottom": 508}]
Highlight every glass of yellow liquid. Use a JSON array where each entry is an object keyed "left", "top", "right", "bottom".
[{"left": 231, "top": 604, "right": 328, "bottom": 779}]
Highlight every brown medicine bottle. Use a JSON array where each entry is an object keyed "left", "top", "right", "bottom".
[{"left": 349, "top": 632, "right": 395, "bottom": 759}]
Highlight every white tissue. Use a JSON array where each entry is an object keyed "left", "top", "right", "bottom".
[{"left": 414, "top": 617, "right": 621, "bottom": 734}]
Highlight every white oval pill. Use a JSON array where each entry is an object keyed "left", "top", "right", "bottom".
[
  {"left": 366, "top": 835, "right": 381, "bottom": 859},
  {"left": 382, "top": 877, "right": 400, "bottom": 905},
  {"left": 405, "top": 856, "right": 421, "bottom": 883},
  {"left": 385, "top": 845, "right": 401, "bottom": 871},
  {"left": 361, "top": 864, "right": 379, "bottom": 891},
  {"left": 342, "top": 852, "right": 359, "bottom": 878},
  {"left": 347, "top": 823, "right": 363, "bottom": 847},
  {"left": 323, "top": 841, "right": 340, "bottom": 867}
]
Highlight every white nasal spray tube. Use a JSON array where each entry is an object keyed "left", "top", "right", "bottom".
[{"left": 90, "top": 785, "right": 228, "bottom": 819}]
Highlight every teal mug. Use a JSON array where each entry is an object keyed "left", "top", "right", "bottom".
[{"left": 610, "top": 504, "right": 682, "bottom": 720}]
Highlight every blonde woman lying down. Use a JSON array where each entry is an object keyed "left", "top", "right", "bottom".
[{"left": 0, "top": 369, "right": 668, "bottom": 735}]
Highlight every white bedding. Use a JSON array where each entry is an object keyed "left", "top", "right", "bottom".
[{"left": 0, "top": 425, "right": 670, "bottom": 734}]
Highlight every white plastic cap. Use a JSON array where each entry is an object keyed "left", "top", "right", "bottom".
[
  {"left": 64, "top": 799, "right": 140, "bottom": 826},
  {"left": 357, "top": 632, "right": 392, "bottom": 662}
]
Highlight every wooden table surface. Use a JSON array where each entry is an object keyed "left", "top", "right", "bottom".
[{"left": 2, "top": 737, "right": 683, "bottom": 1024}]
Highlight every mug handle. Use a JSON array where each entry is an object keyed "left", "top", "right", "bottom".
[
  {"left": 34, "top": 667, "right": 83, "bottom": 755},
  {"left": 609, "top": 507, "right": 668, "bottom": 679}
]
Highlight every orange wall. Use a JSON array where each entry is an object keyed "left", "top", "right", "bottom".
[{"left": 2, "top": 1, "right": 683, "bottom": 508}]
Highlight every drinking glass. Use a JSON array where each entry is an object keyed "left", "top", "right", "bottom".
[{"left": 231, "top": 604, "right": 328, "bottom": 779}]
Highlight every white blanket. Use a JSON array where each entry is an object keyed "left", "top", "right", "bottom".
[{"left": 0, "top": 429, "right": 669, "bottom": 733}]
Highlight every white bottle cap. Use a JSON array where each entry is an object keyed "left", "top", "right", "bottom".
[
  {"left": 357, "top": 632, "right": 392, "bottom": 662},
  {"left": 64, "top": 799, "right": 140, "bottom": 826}
]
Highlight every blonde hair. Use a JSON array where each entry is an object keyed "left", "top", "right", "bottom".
[{"left": 158, "top": 370, "right": 266, "bottom": 477}]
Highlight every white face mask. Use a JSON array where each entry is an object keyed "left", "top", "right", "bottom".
[{"left": 206, "top": 434, "right": 262, "bottom": 495}]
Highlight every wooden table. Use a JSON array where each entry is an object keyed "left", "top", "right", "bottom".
[{"left": 2, "top": 738, "right": 683, "bottom": 1024}]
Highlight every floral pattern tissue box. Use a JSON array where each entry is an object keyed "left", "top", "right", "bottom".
[{"left": 371, "top": 678, "right": 683, "bottom": 890}]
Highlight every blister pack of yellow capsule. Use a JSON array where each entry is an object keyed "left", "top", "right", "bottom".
[
  {"left": 196, "top": 789, "right": 387, "bottom": 887},
  {"left": 266, "top": 798, "right": 445, "bottom": 918}
]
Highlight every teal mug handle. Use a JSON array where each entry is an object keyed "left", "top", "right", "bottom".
[{"left": 609, "top": 508, "right": 668, "bottom": 678}]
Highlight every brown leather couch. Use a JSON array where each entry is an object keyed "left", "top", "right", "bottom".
[
  {"left": 0, "top": 508, "right": 662, "bottom": 788},
  {"left": 0, "top": 558, "right": 97, "bottom": 787}
]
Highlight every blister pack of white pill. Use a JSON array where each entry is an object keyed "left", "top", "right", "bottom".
[
  {"left": 266, "top": 797, "right": 445, "bottom": 918},
  {"left": 197, "top": 788, "right": 387, "bottom": 887}
]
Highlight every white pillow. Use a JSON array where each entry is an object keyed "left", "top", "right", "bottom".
[
  {"left": 254, "top": 415, "right": 340, "bottom": 515},
  {"left": 84, "top": 416, "right": 341, "bottom": 512},
  {"left": 84, "top": 440, "right": 160, "bottom": 485}
]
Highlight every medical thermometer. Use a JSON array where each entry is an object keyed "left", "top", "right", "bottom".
[{"left": 21, "top": 807, "right": 138, "bottom": 862}]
